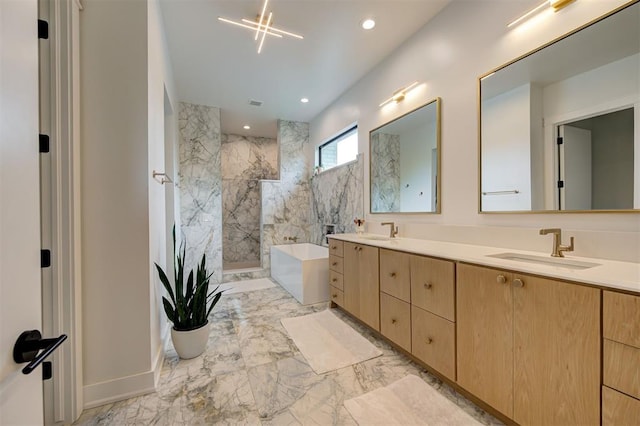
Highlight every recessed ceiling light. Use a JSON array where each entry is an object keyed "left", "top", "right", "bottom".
[
  {"left": 361, "top": 19, "right": 376, "bottom": 30},
  {"left": 243, "top": 125, "right": 251, "bottom": 130},
  {"left": 300, "top": 98, "right": 309, "bottom": 103}
]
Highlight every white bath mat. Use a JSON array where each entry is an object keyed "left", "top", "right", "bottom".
[
  {"left": 219, "top": 278, "right": 276, "bottom": 295},
  {"left": 281, "top": 310, "right": 382, "bottom": 374},
  {"left": 344, "top": 374, "right": 482, "bottom": 426}
]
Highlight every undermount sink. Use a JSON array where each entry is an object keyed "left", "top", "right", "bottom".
[
  {"left": 360, "top": 235, "right": 391, "bottom": 241},
  {"left": 487, "top": 252, "right": 600, "bottom": 270}
]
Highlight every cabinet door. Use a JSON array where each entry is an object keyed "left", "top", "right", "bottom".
[
  {"left": 457, "top": 264, "right": 513, "bottom": 417},
  {"left": 358, "top": 245, "right": 380, "bottom": 331},
  {"left": 343, "top": 242, "right": 360, "bottom": 317},
  {"left": 410, "top": 255, "right": 455, "bottom": 321},
  {"left": 513, "top": 274, "right": 600, "bottom": 426}
]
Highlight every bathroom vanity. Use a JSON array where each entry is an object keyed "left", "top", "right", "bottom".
[{"left": 327, "top": 234, "right": 640, "bottom": 425}]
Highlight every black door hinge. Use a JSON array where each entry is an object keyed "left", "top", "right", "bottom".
[
  {"left": 39, "top": 134, "right": 50, "bottom": 153},
  {"left": 42, "top": 361, "right": 52, "bottom": 380},
  {"left": 556, "top": 137, "right": 563, "bottom": 145},
  {"left": 557, "top": 180, "right": 565, "bottom": 189},
  {"left": 41, "top": 250, "right": 51, "bottom": 268},
  {"left": 38, "top": 20, "right": 49, "bottom": 39}
]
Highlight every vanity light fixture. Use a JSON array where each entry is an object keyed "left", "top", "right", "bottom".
[
  {"left": 218, "top": 0, "right": 303, "bottom": 54},
  {"left": 379, "top": 82, "right": 419, "bottom": 107},
  {"left": 508, "top": 0, "right": 576, "bottom": 28},
  {"left": 361, "top": 18, "right": 376, "bottom": 30}
]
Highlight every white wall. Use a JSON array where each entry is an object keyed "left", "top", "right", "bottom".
[
  {"left": 310, "top": 0, "right": 639, "bottom": 262},
  {"left": 80, "top": 0, "right": 177, "bottom": 407}
]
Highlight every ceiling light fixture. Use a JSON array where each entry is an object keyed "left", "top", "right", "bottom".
[
  {"left": 361, "top": 18, "right": 376, "bottom": 30},
  {"left": 300, "top": 98, "right": 309, "bottom": 103},
  {"left": 218, "top": 0, "right": 303, "bottom": 53},
  {"left": 243, "top": 125, "right": 251, "bottom": 130},
  {"left": 379, "top": 82, "right": 419, "bottom": 107},
  {"left": 508, "top": 0, "right": 576, "bottom": 28}
]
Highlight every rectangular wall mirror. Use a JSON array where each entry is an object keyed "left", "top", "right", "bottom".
[
  {"left": 370, "top": 98, "right": 441, "bottom": 214},
  {"left": 479, "top": 1, "right": 639, "bottom": 213}
]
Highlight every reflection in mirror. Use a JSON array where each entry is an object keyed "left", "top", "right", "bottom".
[
  {"left": 480, "top": 1, "right": 639, "bottom": 212},
  {"left": 370, "top": 98, "right": 440, "bottom": 213}
]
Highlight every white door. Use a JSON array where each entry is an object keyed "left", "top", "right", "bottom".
[
  {"left": 0, "top": 0, "right": 45, "bottom": 424},
  {"left": 560, "top": 125, "right": 592, "bottom": 210}
]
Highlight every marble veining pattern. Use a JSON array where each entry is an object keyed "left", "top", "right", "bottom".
[
  {"left": 310, "top": 154, "right": 364, "bottom": 245},
  {"left": 75, "top": 282, "right": 502, "bottom": 426},
  {"left": 222, "top": 134, "right": 278, "bottom": 266},
  {"left": 178, "top": 102, "right": 223, "bottom": 281},
  {"left": 371, "top": 132, "right": 401, "bottom": 213}
]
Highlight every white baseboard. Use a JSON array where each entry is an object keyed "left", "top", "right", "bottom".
[{"left": 83, "top": 370, "right": 157, "bottom": 409}]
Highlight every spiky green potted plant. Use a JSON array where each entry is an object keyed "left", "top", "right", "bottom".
[{"left": 155, "top": 226, "right": 224, "bottom": 359}]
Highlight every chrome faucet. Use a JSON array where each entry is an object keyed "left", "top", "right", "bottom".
[
  {"left": 539, "top": 228, "right": 574, "bottom": 257},
  {"left": 381, "top": 222, "right": 399, "bottom": 238}
]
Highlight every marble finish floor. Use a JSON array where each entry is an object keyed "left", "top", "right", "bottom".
[{"left": 75, "top": 281, "right": 502, "bottom": 425}]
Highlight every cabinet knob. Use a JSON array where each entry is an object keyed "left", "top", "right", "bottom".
[
  {"left": 358, "top": 247, "right": 362, "bottom": 252},
  {"left": 513, "top": 278, "right": 525, "bottom": 288},
  {"left": 496, "top": 275, "right": 507, "bottom": 284},
  {"left": 331, "top": 245, "right": 337, "bottom": 249},
  {"left": 332, "top": 278, "right": 337, "bottom": 282},
  {"left": 390, "top": 272, "right": 396, "bottom": 278},
  {"left": 354, "top": 246, "right": 358, "bottom": 251},
  {"left": 424, "top": 283, "right": 432, "bottom": 290},
  {"left": 332, "top": 294, "right": 337, "bottom": 298},
  {"left": 391, "top": 318, "right": 397, "bottom": 324},
  {"left": 426, "top": 337, "right": 433, "bottom": 345},
  {"left": 332, "top": 262, "right": 337, "bottom": 266}
]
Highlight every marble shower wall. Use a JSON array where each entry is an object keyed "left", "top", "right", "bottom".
[
  {"left": 371, "top": 133, "right": 401, "bottom": 213},
  {"left": 221, "top": 134, "right": 278, "bottom": 265},
  {"left": 178, "top": 102, "right": 223, "bottom": 283},
  {"left": 310, "top": 154, "right": 364, "bottom": 245},
  {"left": 260, "top": 121, "right": 312, "bottom": 271}
]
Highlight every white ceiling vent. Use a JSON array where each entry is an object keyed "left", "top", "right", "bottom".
[{"left": 249, "top": 99, "right": 263, "bottom": 107}]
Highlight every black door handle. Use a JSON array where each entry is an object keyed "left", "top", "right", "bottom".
[{"left": 13, "top": 330, "right": 67, "bottom": 374}]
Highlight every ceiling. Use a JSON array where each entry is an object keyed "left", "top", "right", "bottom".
[{"left": 159, "top": 0, "right": 451, "bottom": 138}]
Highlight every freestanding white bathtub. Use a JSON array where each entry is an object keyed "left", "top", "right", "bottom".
[{"left": 270, "top": 243, "right": 329, "bottom": 305}]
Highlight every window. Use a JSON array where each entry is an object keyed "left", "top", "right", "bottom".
[{"left": 318, "top": 126, "right": 358, "bottom": 171}]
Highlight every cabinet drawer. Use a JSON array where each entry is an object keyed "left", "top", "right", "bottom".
[
  {"left": 328, "top": 239, "right": 344, "bottom": 257},
  {"left": 604, "top": 339, "right": 640, "bottom": 399},
  {"left": 330, "top": 286, "right": 344, "bottom": 306},
  {"left": 412, "top": 306, "right": 455, "bottom": 381},
  {"left": 602, "top": 386, "right": 640, "bottom": 426},
  {"left": 329, "top": 255, "right": 343, "bottom": 274},
  {"left": 329, "top": 270, "right": 343, "bottom": 291},
  {"left": 410, "top": 255, "right": 455, "bottom": 321},
  {"left": 380, "top": 292, "right": 411, "bottom": 352},
  {"left": 604, "top": 291, "right": 640, "bottom": 348},
  {"left": 380, "top": 249, "right": 411, "bottom": 302}
]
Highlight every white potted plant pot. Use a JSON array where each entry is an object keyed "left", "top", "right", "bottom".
[{"left": 171, "top": 321, "right": 210, "bottom": 359}]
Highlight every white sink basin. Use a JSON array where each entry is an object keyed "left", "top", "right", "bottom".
[
  {"left": 360, "top": 235, "right": 391, "bottom": 241},
  {"left": 487, "top": 252, "right": 600, "bottom": 270}
]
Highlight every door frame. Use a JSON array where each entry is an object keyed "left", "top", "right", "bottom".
[{"left": 40, "top": 0, "right": 84, "bottom": 423}]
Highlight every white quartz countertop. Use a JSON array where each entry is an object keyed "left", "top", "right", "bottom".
[{"left": 328, "top": 233, "right": 640, "bottom": 294}]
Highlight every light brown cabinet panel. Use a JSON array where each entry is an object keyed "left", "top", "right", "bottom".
[
  {"left": 343, "top": 242, "right": 380, "bottom": 331},
  {"left": 329, "top": 270, "right": 343, "bottom": 291},
  {"left": 604, "top": 339, "right": 640, "bottom": 400},
  {"left": 604, "top": 290, "right": 640, "bottom": 348},
  {"left": 412, "top": 306, "right": 455, "bottom": 381},
  {"left": 410, "top": 255, "right": 455, "bottom": 321},
  {"left": 456, "top": 263, "right": 514, "bottom": 418},
  {"left": 328, "top": 239, "right": 344, "bottom": 257},
  {"left": 512, "top": 274, "right": 600, "bottom": 426},
  {"left": 329, "top": 255, "right": 344, "bottom": 274},
  {"left": 602, "top": 386, "right": 640, "bottom": 426},
  {"left": 330, "top": 286, "right": 344, "bottom": 307},
  {"left": 380, "top": 292, "right": 411, "bottom": 352},
  {"left": 380, "top": 249, "right": 411, "bottom": 302}
]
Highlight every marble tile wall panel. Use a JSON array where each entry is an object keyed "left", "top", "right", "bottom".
[
  {"left": 371, "top": 132, "right": 401, "bottom": 213},
  {"left": 178, "top": 102, "right": 222, "bottom": 282},
  {"left": 310, "top": 154, "right": 364, "bottom": 245},
  {"left": 221, "top": 134, "right": 277, "bottom": 264}
]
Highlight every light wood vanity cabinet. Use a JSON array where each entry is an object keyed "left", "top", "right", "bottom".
[
  {"left": 343, "top": 242, "right": 380, "bottom": 331},
  {"left": 457, "top": 263, "right": 601, "bottom": 425},
  {"left": 602, "top": 291, "right": 640, "bottom": 425}
]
